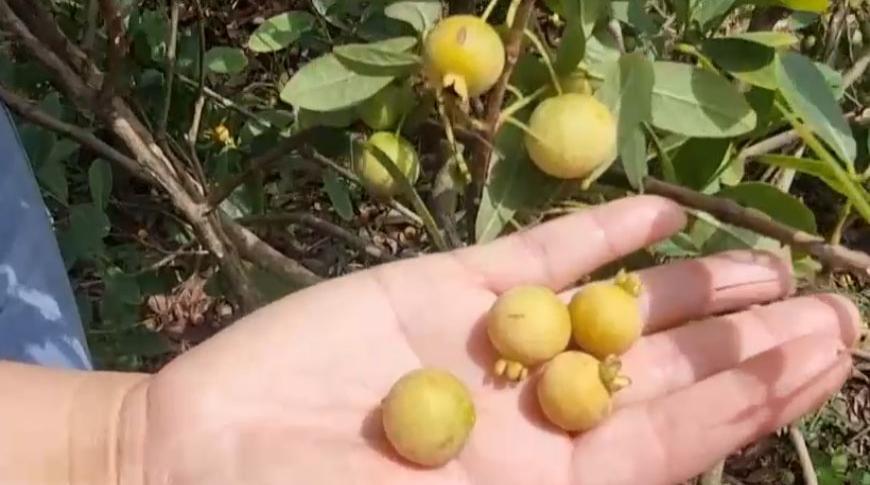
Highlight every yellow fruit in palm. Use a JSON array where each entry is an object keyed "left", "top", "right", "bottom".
[
  {"left": 486, "top": 285, "right": 572, "bottom": 381},
  {"left": 381, "top": 368, "right": 476, "bottom": 467},
  {"left": 569, "top": 270, "right": 644, "bottom": 359},
  {"left": 536, "top": 351, "right": 628, "bottom": 433},
  {"left": 352, "top": 131, "right": 421, "bottom": 199},
  {"left": 524, "top": 93, "right": 618, "bottom": 180},
  {"left": 423, "top": 15, "right": 506, "bottom": 100}
]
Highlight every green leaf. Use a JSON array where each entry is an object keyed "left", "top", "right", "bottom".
[
  {"left": 598, "top": 53, "right": 653, "bottom": 189},
  {"left": 247, "top": 11, "right": 315, "bottom": 53},
  {"left": 717, "top": 181, "right": 817, "bottom": 234},
  {"left": 476, "top": 118, "right": 564, "bottom": 243},
  {"left": 611, "top": 1, "right": 658, "bottom": 35},
  {"left": 692, "top": 0, "right": 738, "bottom": 31},
  {"left": 384, "top": 0, "right": 443, "bottom": 33},
  {"left": 333, "top": 37, "right": 420, "bottom": 72},
  {"left": 620, "top": 126, "right": 647, "bottom": 189},
  {"left": 280, "top": 53, "right": 395, "bottom": 112},
  {"left": 322, "top": 169, "right": 354, "bottom": 221},
  {"left": 773, "top": 0, "right": 829, "bottom": 13},
  {"left": 581, "top": 0, "right": 611, "bottom": 34},
  {"left": 673, "top": 138, "right": 732, "bottom": 191},
  {"left": 19, "top": 125, "right": 55, "bottom": 169},
  {"left": 726, "top": 30, "right": 799, "bottom": 47},
  {"left": 581, "top": 29, "right": 621, "bottom": 78},
  {"left": 46, "top": 139, "right": 80, "bottom": 166},
  {"left": 702, "top": 38, "right": 777, "bottom": 89},
  {"left": 297, "top": 106, "right": 358, "bottom": 129},
  {"left": 775, "top": 52, "right": 856, "bottom": 163},
  {"left": 204, "top": 47, "right": 248, "bottom": 74},
  {"left": 554, "top": 20, "right": 585, "bottom": 76},
  {"left": 37, "top": 159, "right": 68, "bottom": 205},
  {"left": 650, "top": 61, "right": 757, "bottom": 138},
  {"left": 38, "top": 92, "right": 64, "bottom": 119},
  {"left": 88, "top": 159, "right": 113, "bottom": 210},
  {"left": 756, "top": 154, "right": 845, "bottom": 193}
]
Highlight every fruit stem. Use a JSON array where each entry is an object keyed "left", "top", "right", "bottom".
[
  {"left": 614, "top": 269, "right": 643, "bottom": 297},
  {"left": 497, "top": 85, "right": 547, "bottom": 127},
  {"left": 502, "top": 115, "right": 545, "bottom": 144},
  {"left": 435, "top": 89, "right": 472, "bottom": 184},
  {"left": 523, "top": 28, "right": 563, "bottom": 96},
  {"left": 481, "top": 0, "right": 500, "bottom": 22}
]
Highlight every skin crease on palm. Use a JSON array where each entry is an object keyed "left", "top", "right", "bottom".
[{"left": 122, "top": 196, "right": 860, "bottom": 485}]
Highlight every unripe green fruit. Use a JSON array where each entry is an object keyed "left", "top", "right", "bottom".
[
  {"left": 524, "top": 93, "right": 618, "bottom": 180},
  {"left": 536, "top": 351, "right": 628, "bottom": 432},
  {"left": 381, "top": 368, "right": 476, "bottom": 467},
  {"left": 569, "top": 270, "right": 644, "bottom": 359},
  {"left": 486, "top": 285, "right": 572, "bottom": 381},
  {"left": 357, "top": 84, "right": 417, "bottom": 131},
  {"left": 352, "top": 131, "right": 421, "bottom": 199}
]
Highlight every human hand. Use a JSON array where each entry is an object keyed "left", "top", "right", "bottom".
[{"left": 122, "top": 196, "right": 859, "bottom": 485}]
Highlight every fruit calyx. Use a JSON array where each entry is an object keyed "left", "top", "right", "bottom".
[
  {"left": 599, "top": 354, "right": 631, "bottom": 394},
  {"left": 493, "top": 358, "right": 529, "bottom": 381},
  {"left": 613, "top": 268, "right": 643, "bottom": 298}
]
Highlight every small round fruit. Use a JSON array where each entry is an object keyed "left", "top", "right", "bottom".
[
  {"left": 569, "top": 270, "right": 644, "bottom": 359},
  {"left": 357, "top": 84, "right": 417, "bottom": 130},
  {"left": 536, "top": 351, "right": 627, "bottom": 432},
  {"left": 423, "top": 15, "right": 506, "bottom": 100},
  {"left": 381, "top": 368, "right": 476, "bottom": 467},
  {"left": 524, "top": 93, "right": 617, "bottom": 180},
  {"left": 487, "top": 285, "right": 572, "bottom": 381},
  {"left": 352, "top": 131, "right": 421, "bottom": 199}
]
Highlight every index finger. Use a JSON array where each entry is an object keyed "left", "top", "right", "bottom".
[{"left": 452, "top": 195, "right": 687, "bottom": 293}]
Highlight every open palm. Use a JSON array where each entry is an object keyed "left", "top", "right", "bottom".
[{"left": 133, "top": 196, "right": 858, "bottom": 485}]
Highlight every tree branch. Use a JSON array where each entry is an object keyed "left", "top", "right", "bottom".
[
  {"left": 238, "top": 212, "right": 396, "bottom": 262},
  {"left": 97, "top": 0, "right": 128, "bottom": 100},
  {"left": 0, "top": 83, "right": 148, "bottom": 181},
  {"left": 643, "top": 177, "right": 870, "bottom": 280},
  {"left": 186, "top": 0, "right": 208, "bottom": 184},
  {"left": 789, "top": 425, "right": 818, "bottom": 485},
  {"left": 159, "top": 0, "right": 181, "bottom": 136}
]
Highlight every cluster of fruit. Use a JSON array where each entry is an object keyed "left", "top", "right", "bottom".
[
  {"left": 352, "top": 14, "right": 619, "bottom": 201},
  {"left": 380, "top": 270, "right": 644, "bottom": 468}
]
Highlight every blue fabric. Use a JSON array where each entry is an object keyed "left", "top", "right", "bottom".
[{"left": 0, "top": 102, "right": 92, "bottom": 370}]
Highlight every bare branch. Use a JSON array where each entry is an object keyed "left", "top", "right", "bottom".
[
  {"left": 186, "top": 0, "right": 208, "bottom": 183},
  {"left": 471, "top": 0, "right": 535, "bottom": 187},
  {"left": 0, "top": 82, "right": 148, "bottom": 180},
  {"left": 221, "top": 216, "right": 323, "bottom": 287},
  {"left": 159, "top": 0, "right": 181, "bottom": 136},
  {"left": 738, "top": 111, "right": 869, "bottom": 161},
  {"left": 238, "top": 212, "right": 396, "bottom": 262},
  {"left": 644, "top": 177, "right": 870, "bottom": 280},
  {"left": 789, "top": 425, "right": 818, "bottom": 485},
  {"left": 82, "top": 0, "right": 99, "bottom": 52},
  {"left": 97, "top": 0, "right": 128, "bottom": 100}
]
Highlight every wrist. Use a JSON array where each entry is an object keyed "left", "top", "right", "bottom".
[{"left": 69, "top": 370, "right": 150, "bottom": 485}]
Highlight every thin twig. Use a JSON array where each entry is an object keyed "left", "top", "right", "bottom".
[
  {"left": 843, "top": 44, "right": 870, "bottom": 90},
  {"left": 186, "top": 0, "right": 208, "bottom": 180},
  {"left": 0, "top": 82, "right": 148, "bottom": 180},
  {"left": 643, "top": 177, "right": 870, "bottom": 280},
  {"left": 176, "top": 73, "right": 272, "bottom": 127},
  {"left": 159, "top": 0, "right": 181, "bottom": 136},
  {"left": 237, "top": 213, "right": 396, "bottom": 262},
  {"left": 207, "top": 129, "right": 317, "bottom": 209},
  {"left": 822, "top": 1, "right": 848, "bottom": 66},
  {"left": 789, "top": 425, "right": 818, "bottom": 485}
]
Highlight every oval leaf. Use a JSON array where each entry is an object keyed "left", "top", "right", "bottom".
[
  {"left": 322, "top": 169, "right": 354, "bottom": 221},
  {"left": 650, "top": 61, "right": 757, "bottom": 138},
  {"left": 248, "top": 11, "right": 315, "bottom": 53},
  {"left": 333, "top": 36, "right": 420, "bottom": 71},
  {"left": 88, "top": 159, "right": 113, "bottom": 210},
  {"left": 717, "top": 181, "right": 817, "bottom": 234},
  {"left": 773, "top": 0, "right": 829, "bottom": 13},
  {"left": 701, "top": 38, "right": 777, "bottom": 90},
  {"left": 281, "top": 53, "right": 395, "bottom": 111},
  {"left": 726, "top": 31, "right": 798, "bottom": 47},
  {"left": 774, "top": 51, "right": 856, "bottom": 163},
  {"left": 554, "top": 20, "right": 585, "bottom": 75},
  {"left": 384, "top": 0, "right": 443, "bottom": 33},
  {"left": 204, "top": 47, "right": 248, "bottom": 74}
]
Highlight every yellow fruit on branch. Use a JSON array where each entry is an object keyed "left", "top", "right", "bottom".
[
  {"left": 486, "top": 285, "right": 572, "bottom": 381},
  {"left": 524, "top": 93, "right": 618, "bottom": 180},
  {"left": 423, "top": 15, "right": 506, "bottom": 101},
  {"left": 536, "top": 351, "right": 629, "bottom": 433},
  {"left": 381, "top": 368, "right": 476, "bottom": 467},
  {"left": 569, "top": 270, "right": 644, "bottom": 359},
  {"left": 352, "top": 131, "right": 421, "bottom": 199}
]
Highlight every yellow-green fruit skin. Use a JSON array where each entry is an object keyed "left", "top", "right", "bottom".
[
  {"left": 569, "top": 283, "right": 642, "bottom": 359},
  {"left": 353, "top": 131, "right": 420, "bottom": 199},
  {"left": 423, "top": 15, "right": 506, "bottom": 98},
  {"left": 381, "top": 368, "right": 476, "bottom": 467},
  {"left": 537, "top": 351, "right": 612, "bottom": 432},
  {"left": 357, "top": 84, "right": 415, "bottom": 130},
  {"left": 487, "top": 285, "right": 572, "bottom": 366},
  {"left": 524, "top": 93, "right": 617, "bottom": 180}
]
